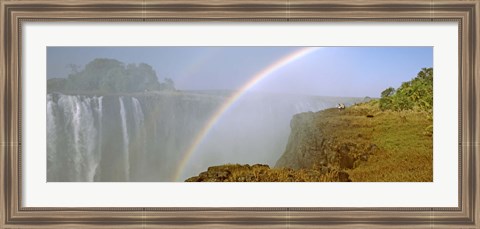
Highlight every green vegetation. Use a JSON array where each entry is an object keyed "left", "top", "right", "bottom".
[
  {"left": 379, "top": 68, "right": 433, "bottom": 112},
  {"left": 341, "top": 102, "right": 432, "bottom": 181},
  {"left": 187, "top": 67, "right": 433, "bottom": 182},
  {"left": 346, "top": 68, "right": 433, "bottom": 181},
  {"left": 48, "top": 58, "right": 175, "bottom": 93},
  {"left": 304, "top": 68, "right": 433, "bottom": 181},
  {"left": 189, "top": 101, "right": 432, "bottom": 182}
]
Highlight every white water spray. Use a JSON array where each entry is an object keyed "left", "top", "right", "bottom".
[{"left": 119, "top": 97, "right": 130, "bottom": 181}]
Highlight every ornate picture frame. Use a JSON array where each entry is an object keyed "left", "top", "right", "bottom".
[{"left": 1, "top": 0, "right": 478, "bottom": 228}]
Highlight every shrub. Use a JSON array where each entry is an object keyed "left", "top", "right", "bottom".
[{"left": 379, "top": 68, "right": 433, "bottom": 112}]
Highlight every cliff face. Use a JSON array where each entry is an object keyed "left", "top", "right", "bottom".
[
  {"left": 273, "top": 102, "right": 433, "bottom": 182},
  {"left": 47, "top": 92, "right": 223, "bottom": 182},
  {"left": 48, "top": 91, "right": 359, "bottom": 182},
  {"left": 185, "top": 163, "right": 351, "bottom": 182},
  {"left": 275, "top": 108, "right": 378, "bottom": 173},
  {"left": 186, "top": 101, "right": 433, "bottom": 182}
]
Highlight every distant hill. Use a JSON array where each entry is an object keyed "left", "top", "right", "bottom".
[{"left": 47, "top": 58, "right": 174, "bottom": 94}]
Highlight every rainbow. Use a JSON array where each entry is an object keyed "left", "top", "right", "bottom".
[{"left": 173, "top": 47, "right": 321, "bottom": 181}]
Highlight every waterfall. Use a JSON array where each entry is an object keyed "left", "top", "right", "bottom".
[
  {"left": 119, "top": 97, "right": 130, "bottom": 181},
  {"left": 46, "top": 94, "right": 58, "bottom": 177},
  {"left": 132, "top": 97, "right": 144, "bottom": 133},
  {"left": 131, "top": 97, "right": 146, "bottom": 179},
  {"left": 91, "top": 96, "right": 103, "bottom": 181},
  {"left": 47, "top": 94, "right": 139, "bottom": 182},
  {"left": 132, "top": 97, "right": 145, "bottom": 155},
  {"left": 47, "top": 91, "right": 361, "bottom": 182},
  {"left": 49, "top": 94, "right": 100, "bottom": 181},
  {"left": 47, "top": 95, "right": 102, "bottom": 181}
]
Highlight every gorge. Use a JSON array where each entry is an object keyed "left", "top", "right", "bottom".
[{"left": 46, "top": 90, "right": 361, "bottom": 182}]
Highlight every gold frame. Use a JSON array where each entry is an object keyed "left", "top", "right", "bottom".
[{"left": 1, "top": 0, "right": 479, "bottom": 228}]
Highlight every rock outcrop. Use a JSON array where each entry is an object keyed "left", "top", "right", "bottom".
[
  {"left": 186, "top": 100, "right": 433, "bottom": 182},
  {"left": 185, "top": 163, "right": 351, "bottom": 182},
  {"left": 275, "top": 108, "right": 378, "bottom": 172}
]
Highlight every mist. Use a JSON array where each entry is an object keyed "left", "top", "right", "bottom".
[
  {"left": 46, "top": 47, "right": 433, "bottom": 182},
  {"left": 47, "top": 90, "right": 362, "bottom": 181}
]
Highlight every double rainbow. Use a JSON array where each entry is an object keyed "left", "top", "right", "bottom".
[{"left": 173, "top": 47, "right": 321, "bottom": 181}]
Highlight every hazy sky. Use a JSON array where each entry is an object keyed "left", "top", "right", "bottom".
[{"left": 47, "top": 47, "right": 432, "bottom": 97}]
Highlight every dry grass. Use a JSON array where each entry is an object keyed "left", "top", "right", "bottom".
[
  {"left": 342, "top": 102, "right": 433, "bottom": 182},
  {"left": 186, "top": 100, "right": 433, "bottom": 182},
  {"left": 280, "top": 100, "right": 432, "bottom": 182},
  {"left": 186, "top": 164, "right": 346, "bottom": 182}
]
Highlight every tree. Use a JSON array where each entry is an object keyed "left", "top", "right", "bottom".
[
  {"left": 47, "top": 78, "right": 67, "bottom": 92},
  {"left": 164, "top": 78, "right": 175, "bottom": 90},
  {"left": 55, "top": 58, "right": 169, "bottom": 93},
  {"left": 67, "top": 64, "right": 81, "bottom": 74},
  {"left": 417, "top": 67, "right": 433, "bottom": 80},
  {"left": 381, "top": 87, "right": 395, "bottom": 98},
  {"left": 378, "top": 67, "right": 433, "bottom": 112}
]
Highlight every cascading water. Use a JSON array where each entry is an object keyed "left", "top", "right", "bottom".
[
  {"left": 132, "top": 97, "right": 144, "bottom": 139},
  {"left": 47, "top": 92, "right": 361, "bottom": 182},
  {"left": 91, "top": 96, "right": 103, "bottom": 181},
  {"left": 46, "top": 94, "right": 58, "bottom": 177},
  {"left": 119, "top": 97, "right": 130, "bottom": 181},
  {"left": 47, "top": 94, "right": 103, "bottom": 181},
  {"left": 132, "top": 97, "right": 145, "bottom": 160}
]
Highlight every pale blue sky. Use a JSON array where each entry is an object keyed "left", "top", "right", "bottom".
[{"left": 47, "top": 47, "right": 432, "bottom": 97}]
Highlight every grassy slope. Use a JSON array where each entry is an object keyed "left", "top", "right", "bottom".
[
  {"left": 340, "top": 101, "right": 433, "bottom": 182},
  {"left": 186, "top": 100, "right": 433, "bottom": 182}
]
